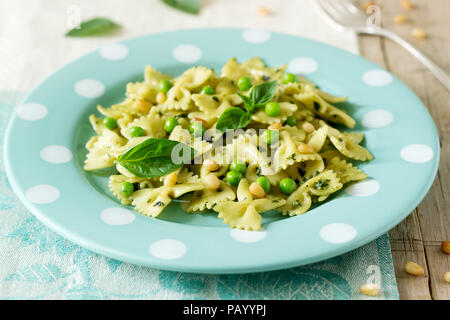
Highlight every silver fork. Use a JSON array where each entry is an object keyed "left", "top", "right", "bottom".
[{"left": 314, "top": 0, "right": 450, "bottom": 91}]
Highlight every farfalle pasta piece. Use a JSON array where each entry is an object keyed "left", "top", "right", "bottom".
[
  {"left": 120, "top": 108, "right": 166, "bottom": 139},
  {"left": 329, "top": 133, "right": 373, "bottom": 161},
  {"left": 343, "top": 132, "right": 365, "bottom": 144},
  {"left": 144, "top": 65, "right": 172, "bottom": 87},
  {"left": 293, "top": 84, "right": 355, "bottom": 128},
  {"left": 303, "top": 170, "right": 342, "bottom": 197},
  {"left": 281, "top": 170, "right": 342, "bottom": 215},
  {"left": 272, "top": 130, "right": 321, "bottom": 172},
  {"left": 301, "top": 155, "right": 325, "bottom": 179},
  {"left": 126, "top": 82, "right": 156, "bottom": 102},
  {"left": 162, "top": 87, "right": 193, "bottom": 111},
  {"left": 326, "top": 157, "right": 367, "bottom": 184},
  {"left": 109, "top": 174, "right": 151, "bottom": 205},
  {"left": 243, "top": 163, "right": 289, "bottom": 186},
  {"left": 84, "top": 116, "right": 127, "bottom": 170},
  {"left": 252, "top": 102, "right": 297, "bottom": 124},
  {"left": 224, "top": 134, "right": 273, "bottom": 175},
  {"left": 168, "top": 125, "right": 212, "bottom": 159},
  {"left": 221, "top": 57, "right": 285, "bottom": 84},
  {"left": 213, "top": 179, "right": 285, "bottom": 230},
  {"left": 191, "top": 94, "right": 232, "bottom": 120},
  {"left": 186, "top": 181, "right": 236, "bottom": 212},
  {"left": 281, "top": 125, "right": 306, "bottom": 143},
  {"left": 175, "top": 66, "right": 214, "bottom": 90},
  {"left": 307, "top": 125, "right": 328, "bottom": 152},
  {"left": 280, "top": 189, "right": 312, "bottom": 216},
  {"left": 131, "top": 182, "right": 203, "bottom": 217}
]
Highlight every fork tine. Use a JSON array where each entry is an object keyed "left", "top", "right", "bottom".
[{"left": 315, "top": 0, "right": 346, "bottom": 30}]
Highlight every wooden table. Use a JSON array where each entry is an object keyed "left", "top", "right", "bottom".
[{"left": 357, "top": 0, "right": 449, "bottom": 300}]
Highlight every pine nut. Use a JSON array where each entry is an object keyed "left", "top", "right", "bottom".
[
  {"left": 394, "top": 14, "right": 407, "bottom": 24},
  {"left": 405, "top": 261, "right": 424, "bottom": 276},
  {"left": 412, "top": 28, "right": 426, "bottom": 39},
  {"left": 401, "top": 0, "right": 413, "bottom": 10},
  {"left": 268, "top": 122, "right": 282, "bottom": 130},
  {"left": 194, "top": 118, "right": 208, "bottom": 128},
  {"left": 444, "top": 271, "right": 450, "bottom": 283},
  {"left": 441, "top": 241, "right": 450, "bottom": 255},
  {"left": 257, "top": 6, "right": 270, "bottom": 16},
  {"left": 164, "top": 172, "right": 177, "bottom": 187},
  {"left": 203, "top": 159, "right": 220, "bottom": 172},
  {"left": 362, "top": 1, "right": 377, "bottom": 11},
  {"left": 298, "top": 143, "right": 314, "bottom": 154},
  {"left": 249, "top": 182, "right": 266, "bottom": 198},
  {"left": 204, "top": 173, "right": 220, "bottom": 190},
  {"left": 302, "top": 122, "right": 315, "bottom": 133},
  {"left": 156, "top": 92, "right": 166, "bottom": 104},
  {"left": 359, "top": 283, "right": 380, "bottom": 296},
  {"left": 136, "top": 99, "right": 151, "bottom": 114}
]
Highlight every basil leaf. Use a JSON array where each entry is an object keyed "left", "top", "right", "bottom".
[
  {"left": 161, "top": 0, "right": 200, "bottom": 14},
  {"left": 216, "top": 107, "right": 252, "bottom": 132},
  {"left": 117, "top": 138, "right": 194, "bottom": 178},
  {"left": 238, "top": 93, "right": 254, "bottom": 114},
  {"left": 250, "top": 80, "right": 278, "bottom": 107},
  {"left": 65, "top": 18, "right": 120, "bottom": 37}
]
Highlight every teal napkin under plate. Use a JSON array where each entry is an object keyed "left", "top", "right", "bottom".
[{"left": 0, "top": 92, "right": 399, "bottom": 299}]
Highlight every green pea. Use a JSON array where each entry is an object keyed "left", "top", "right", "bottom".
[
  {"left": 280, "top": 178, "right": 297, "bottom": 194},
  {"left": 226, "top": 171, "right": 243, "bottom": 186},
  {"left": 262, "top": 129, "right": 279, "bottom": 145},
  {"left": 285, "top": 116, "right": 297, "bottom": 126},
  {"left": 230, "top": 160, "right": 246, "bottom": 174},
  {"left": 164, "top": 117, "right": 178, "bottom": 133},
  {"left": 200, "top": 85, "right": 214, "bottom": 95},
  {"left": 283, "top": 73, "right": 297, "bottom": 84},
  {"left": 158, "top": 79, "right": 172, "bottom": 93},
  {"left": 256, "top": 176, "right": 271, "bottom": 193},
  {"left": 103, "top": 117, "right": 117, "bottom": 130},
  {"left": 129, "top": 126, "right": 145, "bottom": 137},
  {"left": 264, "top": 102, "right": 281, "bottom": 117},
  {"left": 190, "top": 121, "right": 205, "bottom": 137},
  {"left": 120, "top": 182, "right": 134, "bottom": 197},
  {"left": 237, "top": 76, "right": 252, "bottom": 91}
]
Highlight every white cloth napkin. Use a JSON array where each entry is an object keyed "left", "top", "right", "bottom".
[{"left": 0, "top": 0, "right": 357, "bottom": 93}]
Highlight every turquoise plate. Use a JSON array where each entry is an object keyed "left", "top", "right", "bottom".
[{"left": 4, "top": 29, "right": 440, "bottom": 274}]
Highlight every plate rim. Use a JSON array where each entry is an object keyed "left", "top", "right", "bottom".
[{"left": 3, "top": 27, "right": 441, "bottom": 274}]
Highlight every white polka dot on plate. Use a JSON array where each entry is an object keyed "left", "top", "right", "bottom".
[
  {"left": 16, "top": 103, "right": 48, "bottom": 121},
  {"left": 362, "top": 109, "right": 394, "bottom": 128},
  {"left": 287, "top": 57, "right": 318, "bottom": 75},
  {"left": 172, "top": 44, "right": 202, "bottom": 64},
  {"left": 320, "top": 223, "right": 357, "bottom": 244},
  {"left": 400, "top": 144, "right": 433, "bottom": 163},
  {"left": 74, "top": 79, "right": 105, "bottom": 98},
  {"left": 346, "top": 179, "right": 380, "bottom": 197},
  {"left": 26, "top": 185, "right": 60, "bottom": 204},
  {"left": 242, "top": 29, "right": 271, "bottom": 43},
  {"left": 40, "top": 145, "right": 73, "bottom": 164},
  {"left": 230, "top": 229, "right": 267, "bottom": 243},
  {"left": 149, "top": 239, "right": 186, "bottom": 260},
  {"left": 99, "top": 43, "right": 129, "bottom": 60},
  {"left": 100, "top": 207, "right": 135, "bottom": 226},
  {"left": 362, "top": 70, "right": 393, "bottom": 86}
]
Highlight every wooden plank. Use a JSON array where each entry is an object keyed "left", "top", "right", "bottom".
[
  {"left": 358, "top": 0, "right": 450, "bottom": 300},
  {"left": 358, "top": 32, "right": 432, "bottom": 299}
]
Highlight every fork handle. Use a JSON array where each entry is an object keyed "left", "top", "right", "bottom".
[{"left": 361, "top": 28, "right": 450, "bottom": 91}]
